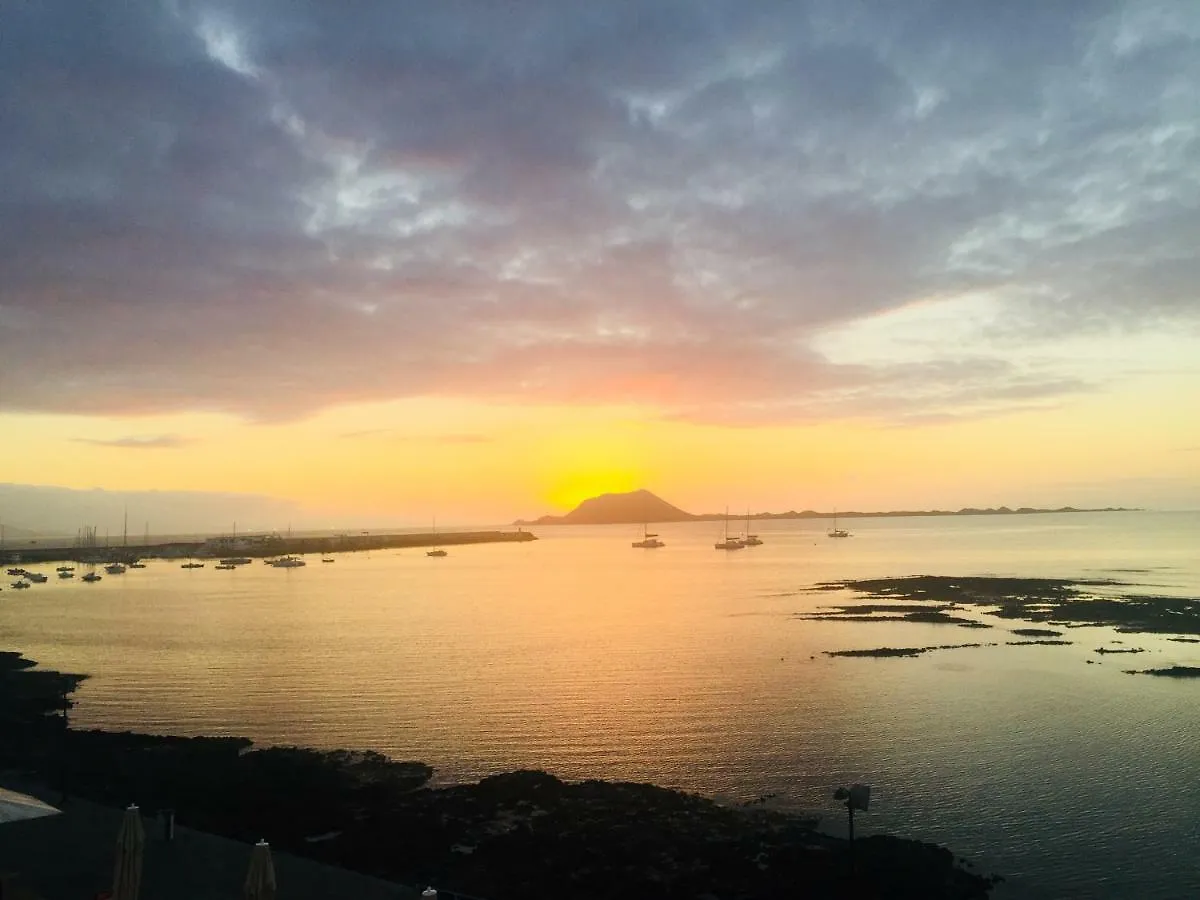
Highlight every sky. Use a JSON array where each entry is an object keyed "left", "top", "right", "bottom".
[{"left": 1, "top": 0, "right": 1199, "bottom": 532}]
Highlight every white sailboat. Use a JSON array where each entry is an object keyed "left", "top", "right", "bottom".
[
  {"left": 741, "top": 509, "right": 763, "bottom": 546},
  {"left": 827, "top": 509, "right": 851, "bottom": 539},
  {"left": 427, "top": 517, "right": 447, "bottom": 557},
  {"left": 632, "top": 523, "right": 664, "bottom": 548},
  {"left": 714, "top": 508, "right": 744, "bottom": 550}
]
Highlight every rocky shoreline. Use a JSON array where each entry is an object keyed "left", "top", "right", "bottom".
[{"left": 0, "top": 650, "right": 998, "bottom": 899}]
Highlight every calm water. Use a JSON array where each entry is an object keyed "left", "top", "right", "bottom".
[{"left": 3, "top": 511, "right": 1199, "bottom": 898}]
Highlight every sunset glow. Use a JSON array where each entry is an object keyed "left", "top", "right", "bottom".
[{"left": 1, "top": 1, "right": 1198, "bottom": 534}]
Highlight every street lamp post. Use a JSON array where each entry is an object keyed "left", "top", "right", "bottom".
[{"left": 833, "top": 784, "right": 871, "bottom": 877}]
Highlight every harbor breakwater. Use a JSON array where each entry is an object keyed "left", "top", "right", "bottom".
[{"left": 5, "top": 529, "right": 536, "bottom": 565}]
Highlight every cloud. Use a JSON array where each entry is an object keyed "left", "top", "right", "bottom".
[
  {"left": 339, "top": 429, "right": 491, "bottom": 443},
  {"left": 1, "top": 1, "right": 1197, "bottom": 426},
  {"left": 71, "top": 434, "right": 194, "bottom": 449}
]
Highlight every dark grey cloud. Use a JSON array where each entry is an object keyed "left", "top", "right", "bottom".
[{"left": 1, "top": 0, "right": 1196, "bottom": 425}]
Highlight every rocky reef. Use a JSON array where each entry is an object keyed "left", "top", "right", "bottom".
[
  {"left": 810, "top": 576, "right": 1200, "bottom": 637},
  {"left": 826, "top": 643, "right": 993, "bottom": 658},
  {"left": 1125, "top": 666, "right": 1200, "bottom": 678}
]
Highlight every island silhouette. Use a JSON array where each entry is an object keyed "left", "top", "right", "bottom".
[{"left": 514, "top": 489, "right": 1132, "bottom": 526}]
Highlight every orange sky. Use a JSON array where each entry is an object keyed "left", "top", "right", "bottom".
[{"left": 3, "top": 351, "right": 1198, "bottom": 533}]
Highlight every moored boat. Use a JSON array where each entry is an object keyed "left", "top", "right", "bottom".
[
  {"left": 741, "top": 510, "right": 763, "bottom": 546},
  {"left": 715, "top": 508, "right": 744, "bottom": 550},
  {"left": 827, "top": 510, "right": 851, "bottom": 538},
  {"left": 632, "top": 523, "right": 665, "bottom": 548}
]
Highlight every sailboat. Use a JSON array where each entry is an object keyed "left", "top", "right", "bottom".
[
  {"left": 741, "top": 509, "right": 763, "bottom": 546},
  {"left": 827, "top": 509, "right": 851, "bottom": 539},
  {"left": 714, "top": 508, "right": 744, "bottom": 550},
  {"left": 426, "top": 517, "right": 447, "bottom": 557},
  {"left": 632, "top": 523, "right": 664, "bottom": 549},
  {"left": 105, "top": 511, "right": 130, "bottom": 573},
  {"left": 129, "top": 522, "right": 148, "bottom": 566}
]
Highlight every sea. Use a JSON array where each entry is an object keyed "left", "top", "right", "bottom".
[{"left": 3, "top": 511, "right": 1199, "bottom": 898}]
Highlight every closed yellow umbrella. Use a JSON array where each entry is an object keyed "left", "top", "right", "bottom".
[
  {"left": 244, "top": 840, "right": 276, "bottom": 900},
  {"left": 112, "top": 804, "right": 145, "bottom": 900}
]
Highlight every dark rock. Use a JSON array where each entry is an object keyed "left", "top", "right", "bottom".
[{"left": 1125, "top": 666, "right": 1200, "bottom": 678}]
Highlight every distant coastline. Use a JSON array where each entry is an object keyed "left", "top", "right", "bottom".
[
  {"left": 685, "top": 505, "right": 1137, "bottom": 522},
  {"left": 514, "top": 488, "right": 1137, "bottom": 526}
]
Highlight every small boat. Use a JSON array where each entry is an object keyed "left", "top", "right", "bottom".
[
  {"left": 81, "top": 572, "right": 102, "bottom": 583},
  {"left": 6, "top": 568, "right": 25, "bottom": 576},
  {"left": 426, "top": 516, "right": 448, "bottom": 557},
  {"left": 714, "top": 508, "right": 744, "bottom": 551},
  {"left": 181, "top": 561, "right": 206, "bottom": 569},
  {"left": 104, "top": 563, "right": 127, "bottom": 575},
  {"left": 321, "top": 558, "right": 335, "bottom": 563},
  {"left": 220, "top": 557, "right": 253, "bottom": 566},
  {"left": 10, "top": 581, "right": 30, "bottom": 589},
  {"left": 56, "top": 566, "right": 74, "bottom": 573},
  {"left": 632, "top": 524, "right": 664, "bottom": 549},
  {"left": 741, "top": 510, "right": 763, "bottom": 546},
  {"left": 128, "top": 562, "right": 146, "bottom": 569},
  {"left": 270, "top": 556, "right": 306, "bottom": 568},
  {"left": 58, "top": 570, "right": 75, "bottom": 579},
  {"left": 25, "top": 572, "right": 48, "bottom": 583},
  {"left": 215, "top": 563, "right": 237, "bottom": 570},
  {"left": 827, "top": 510, "right": 851, "bottom": 539}
]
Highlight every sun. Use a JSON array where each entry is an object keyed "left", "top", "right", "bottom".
[{"left": 544, "top": 470, "right": 643, "bottom": 511}]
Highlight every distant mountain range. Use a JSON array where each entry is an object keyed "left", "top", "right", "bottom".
[{"left": 514, "top": 489, "right": 1135, "bottom": 526}]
